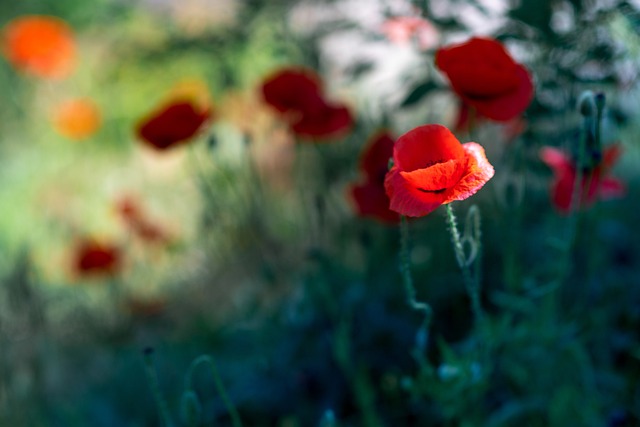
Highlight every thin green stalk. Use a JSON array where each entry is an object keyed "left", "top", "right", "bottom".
[
  {"left": 184, "top": 354, "right": 243, "bottom": 427},
  {"left": 143, "top": 348, "right": 175, "bottom": 427},
  {"left": 400, "top": 216, "right": 432, "bottom": 353},
  {"left": 444, "top": 204, "right": 483, "bottom": 326}
]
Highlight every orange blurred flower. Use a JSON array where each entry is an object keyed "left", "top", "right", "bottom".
[
  {"left": 1, "top": 15, "right": 76, "bottom": 79},
  {"left": 52, "top": 98, "right": 101, "bottom": 140}
]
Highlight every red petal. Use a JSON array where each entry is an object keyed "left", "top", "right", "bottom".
[
  {"left": 261, "top": 68, "right": 324, "bottom": 113},
  {"left": 602, "top": 144, "right": 622, "bottom": 169},
  {"left": 137, "top": 101, "right": 211, "bottom": 150},
  {"left": 291, "top": 103, "right": 353, "bottom": 139},
  {"left": 462, "top": 64, "right": 533, "bottom": 121},
  {"left": 399, "top": 158, "right": 466, "bottom": 192},
  {"left": 360, "top": 130, "right": 395, "bottom": 182},
  {"left": 350, "top": 181, "right": 400, "bottom": 223},
  {"left": 385, "top": 166, "right": 447, "bottom": 217},
  {"left": 394, "top": 124, "right": 465, "bottom": 172},
  {"left": 598, "top": 177, "right": 626, "bottom": 200},
  {"left": 540, "top": 146, "right": 572, "bottom": 175},
  {"left": 443, "top": 142, "right": 494, "bottom": 203}
]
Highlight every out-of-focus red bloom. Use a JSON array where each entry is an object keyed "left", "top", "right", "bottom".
[
  {"left": 349, "top": 131, "right": 400, "bottom": 223},
  {"left": 115, "top": 196, "right": 170, "bottom": 244},
  {"left": 540, "top": 145, "right": 625, "bottom": 213},
  {"left": 261, "top": 68, "right": 324, "bottom": 113},
  {"left": 52, "top": 98, "right": 101, "bottom": 140},
  {"left": 290, "top": 102, "right": 353, "bottom": 138},
  {"left": 260, "top": 67, "right": 353, "bottom": 139},
  {"left": 73, "top": 239, "right": 121, "bottom": 277},
  {"left": 380, "top": 15, "right": 438, "bottom": 50},
  {"left": 436, "top": 37, "right": 533, "bottom": 122},
  {"left": 136, "top": 100, "right": 211, "bottom": 150},
  {"left": 1, "top": 15, "right": 76, "bottom": 79},
  {"left": 384, "top": 124, "right": 494, "bottom": 217}
]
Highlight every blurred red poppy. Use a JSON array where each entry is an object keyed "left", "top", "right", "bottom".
[
  {"left": 136, "top": 100, "right": 211, "bottom": 150},
  {"left": 73, "top": 239, "right": 121, "bottom": 277},
  {"left": 290, "top": 102, "right": 353, "bottom": 138},
  {"left": 261, "top": 68, "right": 324, "bottom": 113},
  {"left": 52, "top": 98, "right": 101, "bottom": 140},
  {"left": 349, "top": 131, "right": 400, "bottom": 223},
  {"left": 1, "top": 15, "right": 76, "bottom": 79},
  {"left": 115, "top": 196, "right": 170, "bottom": 244},
  {"left": 540, "top": 145, "right": 625, "bottom": 213},
  {"left": 384, "top": 124, "right": 494, "bottom": 217},
  {"left": 260, "top": 67, "right": 353, "bottom": 139},
  {"left": 436, "top": 37, "right": 533, "bottom": 122}
]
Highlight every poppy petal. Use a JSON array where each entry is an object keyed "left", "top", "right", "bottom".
[
  {"left": 291, "top": 103, "right": 353, "bottom": 138},
  {"left": 540, "top": 146, "right": 573, "bottom": 174},
  {"left": 385, "top": 166, "right": 448, "bottom": 217},
  {"left": 261, "top": 68, "right": 324, "bottom": 113},
  {"left": 443, "top": 142, "right": 495, "bottom": 203},
  {"left": 360, "top": 131, "right": 395, "bottom": 182},
  {"left": 399, "top": 158, "right": 466, "bottom": 192},
  {"left": 137, "top": 101, "right": 211, "bottom": 150},
  {"left": 598, "top": 177, "right": 626, "bottom": 199},
  {"left": 350, "top": 181, "right": 399, "bottom": 223},
  {"left": 394, "top": 124, "right": 465, "bottom": 172},
  {"left": 463, "top": 65, "right": 534, "bottom": 121}
]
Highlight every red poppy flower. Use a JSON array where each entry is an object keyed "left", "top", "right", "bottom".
[
  {"left": 260, "top": 67, "right": 354, "bottom": 139},
  {"left": 349, "top": 131, "right": 400, "bottom": 223},
  {"left": 261, "top": 68, "right": 324, "bottom": 114},
  {"left": 290, "top": 102, "right": 353, "bottom": 138},
  {"left": 540, "top": 145, "right": 625, "bottom": 213},
  {"left": 436, "top": 37, "right": 533, "bottom": 122},
  {"left": 73, "top": 239, "right": 121, "bottom": 277},
  {"left": 1, "top": 15, "right": 76, "bottom": 79},
  {"left": 136, "top": 100, "right": 211, "bottom": 150},
  {"left": 384, "top": 124, "right": 494, "bottom": 217}
]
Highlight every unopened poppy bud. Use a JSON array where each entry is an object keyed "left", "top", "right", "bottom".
[{"left": 578, "top": 91, "right": 595, "bottom": 117}]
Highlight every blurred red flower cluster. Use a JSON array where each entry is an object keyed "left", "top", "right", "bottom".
[{"left": 261, "top": 67, "right": 353, "bottom": 140}]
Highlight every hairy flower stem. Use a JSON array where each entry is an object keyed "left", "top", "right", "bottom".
[
  {"left": 400, "top": 215, "right": 432, "bottom": 355},
  {"left": 445, "top": 204, "right": 484, "bottom": 327},
  {"left": 184, "top": 355, "right": 244, "bottom": 427}
]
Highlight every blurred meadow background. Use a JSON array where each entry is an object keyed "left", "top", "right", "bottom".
[{"left": 2, "top": 0, "right": 640, "bottom": 425}]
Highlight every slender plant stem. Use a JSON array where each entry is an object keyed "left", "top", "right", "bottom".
[
  {"left": 143, "top": 348, "right": 175, "bottom": 427},
  {"left": 444, "top": 204, "right": 484, "bottom": 326},
  {"left": 399, "top": 216, "right": 432, "bottom": 353},
  {"left": 184, "top": 355, "right": 244, "bottom": 427}
]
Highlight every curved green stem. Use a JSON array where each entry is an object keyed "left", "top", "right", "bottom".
[
  {"left": 400, "top": 216, "right": 432, "bottom": 353},
  {"left": 184, "top": 354, "right": 243, "bottom": 427},
  {"left": 445, "top": 204, "right": 484, "bottom": 326}
]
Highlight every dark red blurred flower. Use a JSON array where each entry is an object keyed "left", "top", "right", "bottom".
[
  {"left": 73, "top": 239, "right": 121, "bottom": 277},
  {"left": 349, "top": 131, "right": 400, "bottom": 223},
  {"left": 261, "top": 68, "right": 324, "bottom": 113},
  {"left": 436, "top": 37, "right": 533, "bottom": 122},
  {"left": 136, "top": 100, "right": 211, "bottom": 150},
  {"left": 260, "top": 67, "right": 353, "bottom": 139},
  {"left": 115, "top": 196, "right": 170, "bottom": 244},
  {"left": 384, "top": 124, "right": 494, "bottom": 217},
  {"left": 1, "top": 15, "right": 76, "bottom": 79},
  {"left": 540, "top": 145, "right": 625, "bottom": 213},
  {"left": 290, "top": 102, "right": 353, "bottom": 138}
]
